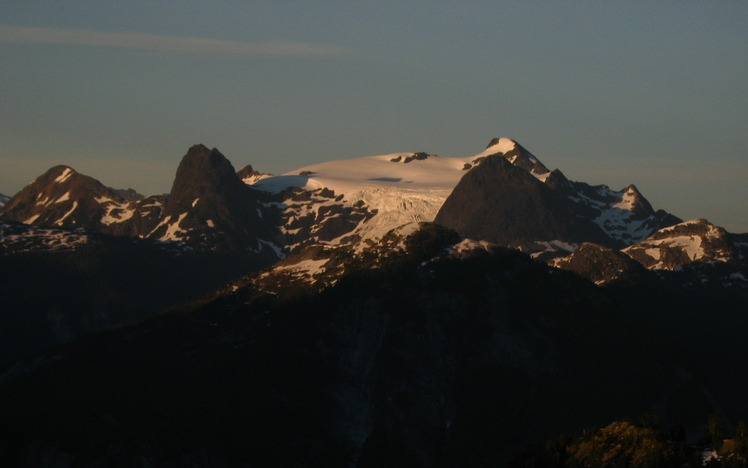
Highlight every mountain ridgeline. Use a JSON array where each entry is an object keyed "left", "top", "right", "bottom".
[{"left": 1, "top": 137, "right": 747, "bottom": 467}]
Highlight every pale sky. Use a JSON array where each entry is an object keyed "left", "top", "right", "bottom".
[{"left": 1, "top": 1, "right": 746, "bottom": 232}]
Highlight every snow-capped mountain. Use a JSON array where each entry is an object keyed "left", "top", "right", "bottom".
[
  {"left": 622, "top": 218, "right": 737, "bottom": 270},
  {"left": 248, "top": 137, "right": 680, "bottom": 256},
  {"left": 145, "top": 144, "right": 281, "bottom": 255},
  {"left": 0, "top": 164, "right": 166, "bottom": 236},
  {"left": 2, "top": 136, "right": 741, "bottom": 279},
  {"left": 2, "top": 137, "right": 748, "bottom": 467},
  {"left": 0, "top": 145, "right": 282, "bottom": 260},
  {"left": 549, "top": 218, "right": 748, "bottom": 286}
]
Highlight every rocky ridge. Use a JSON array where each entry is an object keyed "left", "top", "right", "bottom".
[{"left": 622, "top": 218, "right": 737, "bottom": 270}]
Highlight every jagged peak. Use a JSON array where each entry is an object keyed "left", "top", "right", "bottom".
[
  {"left": 622, "top": 184, "right": 643, "bottom": 195},
  {"left": 237, "top": 164, "right": 255, "bottom": 176}
]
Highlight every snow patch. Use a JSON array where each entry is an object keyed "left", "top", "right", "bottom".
[
  {"left": 533, "top": 240, "right": 579, "bottom": 255},
  {"left": 54, "top": 201, "right": 78, "bottom": 226},
  {"left": 472, "top": 138, "right": 517, "bottom": 159},
  {"left": 54, "top": 168, "right": 74, "bottom": 184},
  {"left": 101, "top": 204, "right": 135, "bottom": 225},
  {"left": 23, "top": 214, "right": 40, "bottom": 224},
  {"left": 159, "top": 212, "right": 189, "bottom": 241},
  {"left": 450, "top": 238, "right": 494, "bottom": 254},
  {"left": 242, "top": 173, "right": 273, "bottom": 185},
  {"left": 275, "top": 258, "right": 329, "bottom": 275},
  {"left": 53, "top": 192, "right": 70, "bottom": 204},
  {"left": 644, "top": 248, "right": 661, "bottom": 260}
]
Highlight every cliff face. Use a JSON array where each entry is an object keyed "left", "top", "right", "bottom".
[{"left": 434, "top": 155, "right": 610, "bottom": 249}]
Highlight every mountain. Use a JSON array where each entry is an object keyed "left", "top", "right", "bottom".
[
  {"left": 0, "top": 193, "right": 8, "bottom": 208},
  {"left": 0, "top": 137, "right": 728, "bottom": 365},
  {"left": 433, "top": 155, "right": 612, "bottom": 251},
  {"left": 1, "top": 137, "right": 681, "bottom": 259},
  {"left": 0, "top": 165, "right": 166, "bottom": 238},
  {"left": 0, "top": 146, "right": 283, "bottom": 258},
  {"left": 245, "top": 137, "right": 681, "bottom": 259},
  {"left": 1, "top": 136, "right": 747, "bottom": 466},
  {"left": 1, "top": 166, "right": 137, "bottom": 231},
  {"left": 0, "top": 146, "right": 285, "bottom": 365},
  {"left": 547, "top": 218, "right": 748, "bottom": 288},
  {"left": 146, "top": 144, "right": 279, "bottom": 254},
  {"left": 622, "top": 218, "right": 737, "bottom": 270},
  {"left": 434, "top": 141, "right": 681, "bottom": 255},
  {"left": 0, "top": 223, "right": 746, "bottom": 467}
]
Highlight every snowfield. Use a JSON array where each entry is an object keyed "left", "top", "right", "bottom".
[{"left": 252, "top": 139, "right": 529, "bottom": 242}]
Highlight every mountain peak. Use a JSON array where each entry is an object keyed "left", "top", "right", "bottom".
[
  {"left": 36, "top": 165, "right": 78, "bottom": 186},
  {"left": 0, "top": 165, "right": 122, "bottom": 229},
  {"left": 154, "top": 145, "right": 275, "bottom": 252},
  {"left": 181, "top": 144, "right": 228, "bottom": 168},
  {"left": 484, "top": 137, "right": 518, "bottom": 153},
  {"left": 166, "top": 145, "right": 240, "bottom": 209},
  {"left": 473, "top": 137, "right": 551, "bottom": 180},
  {"left": 434, "top": 155, "right": 602, "bottom": 247}
]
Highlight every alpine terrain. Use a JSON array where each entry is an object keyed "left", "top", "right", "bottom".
[{"left": 0, "top": 137, "right": 746, "bottom": 467}]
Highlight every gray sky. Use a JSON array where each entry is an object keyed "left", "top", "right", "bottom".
[{"left": 1, "top": 1, "right": 746, "bottom": 232}]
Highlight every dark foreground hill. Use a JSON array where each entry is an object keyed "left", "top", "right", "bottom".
[
  {"left": 0, "top": 221, "right": 275, "bottom": 366},
  {"left": 1, "top": 225, "right": 746, "bottom": 467}
]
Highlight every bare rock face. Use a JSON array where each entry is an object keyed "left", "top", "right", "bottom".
[{"left": 434, "top": 155, "right": 610, "bottom": 249}]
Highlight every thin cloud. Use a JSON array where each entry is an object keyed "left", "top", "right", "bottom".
[{"left": 0, "top": 24, "right": 348, "bottom": 57}]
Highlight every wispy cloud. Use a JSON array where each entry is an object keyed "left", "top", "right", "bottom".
[{"left": 0, "top": 24, "right": 348, "bottom": 57}]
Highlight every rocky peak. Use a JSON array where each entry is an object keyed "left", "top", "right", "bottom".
[
  {"left": 619, "top": 184, "right": 654, "bottom": 215},
  {"left": 237, "top": 164, "right": 271, "bottom": 185},
  {"left": 622, "top": 219, "right": 736, "bottom": 270},
  {"left": 544, "top": 169, "right": 574, "bottom": 193},
  {"left": 236, "top": 164, "right": 255, "bottom": 179},
  {"left": 163, "top": 145, "right": 246, "bottom": 216},
  {"left": 149, "top": 145, "right": 278, "bottom": 255},
  {"left": 0, "top": 165, "right": 123, "bottom": 229}
]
